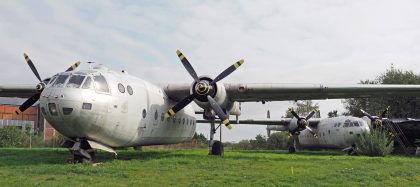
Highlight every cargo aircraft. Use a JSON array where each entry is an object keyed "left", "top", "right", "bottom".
[
  {"left": 3, "top": 50, "right": 420, "bottom": 162},
  {"left": 198, "top": 108, "right": 371, "bottom": 153}
]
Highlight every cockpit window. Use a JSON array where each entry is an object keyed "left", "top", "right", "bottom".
[
  {"left": 82, "top": 77, "right": 93, "bottom": 89},
  {"left": 52, "top": 75, "right": 70, "bottom": 87},
  {"left": 48, "top": 76, "right": 58, "bottom": 86},
  {"left": 66, "top": 75, "right": 86, "bottom": 88},
  {"left": 93, "top": 75, "right": 110, "bottom": 93}
]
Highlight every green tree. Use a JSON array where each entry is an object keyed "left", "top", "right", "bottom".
[
  {"left": 343, "top": 65, "right": 420, "bottom": 118},
  {"left": 284, "top": 100, "right": 320, "bottom": 118},
  {"left": 192, "top": 132, "right": 207, "bottom": 144},
  {"left": 249, "top": 134, "right": 267, "bottom": 150},
  {"left": 0, "top": 126, "right": 26, "bottom": 147},
  {"left": 327, "top": 110, "right": 338, "bottom": 118},
  {"left": 233, "top": 140, "right": 250, "bottom": 150},
  {"left": 267, "top": 132, "right": 288, "bottom": 150}
]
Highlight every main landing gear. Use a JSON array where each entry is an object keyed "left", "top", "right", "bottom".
[
  {"left": 68, "top": 139, "right": 96, "bottom": 163},
  {"left": 288, "top": 131, "right": 300, "bottom": 153},
  {"left": 208, "top": 117, "right": 224, "bottom": 156}
]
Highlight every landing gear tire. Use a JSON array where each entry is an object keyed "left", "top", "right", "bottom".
[
  {"left": 72, "top": 150, "right": 95, "bottom": 163},
  {"left": 211, "top": 141, "right": 224, "bottom": 156}
]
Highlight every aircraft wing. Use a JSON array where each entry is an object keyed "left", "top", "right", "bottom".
[
  {"left": 164, "top": 83, "right": 420, "bottom": 102},
  {"left": 224, "top": 83, "right": 420, "bottom": 102},
  {"left": 196, "top": 118, "right": 292, "bottom": 125},
  {"left": 196, "top": 118, "right": 320, "bottom": 127},
  {"left": 0, "top": 85, "right": 37, "bottom": 98}
]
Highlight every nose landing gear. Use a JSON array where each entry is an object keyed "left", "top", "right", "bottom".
[{"left": 68, "top": 139, "right": 96, "bottom": 163}]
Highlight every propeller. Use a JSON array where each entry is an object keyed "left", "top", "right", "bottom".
[
  {"left": 288, "top": 108, "right": 318, "bottom": 137},
  {"left": 360, "top": 106, "right": 390, "bottom": 128},
  {"left": 15, "top": 53, "right": 81, "bottom": 115},
  {"left": 164, "top": 50, "right": 244, "bottom": 129}
]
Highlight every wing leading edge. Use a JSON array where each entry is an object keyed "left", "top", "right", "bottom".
[
  {"left": 164, "top": 83, "right": 420, "bottom": 102},
  {"left": 225, "top": 83, "right": 420, "bottom": 102}
]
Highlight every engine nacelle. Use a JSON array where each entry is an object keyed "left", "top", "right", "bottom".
[{"left": 194, "top": 81, "right": 232, "bottom": 111}]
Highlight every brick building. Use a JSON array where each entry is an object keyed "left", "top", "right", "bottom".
[{"left": 0, "top": 98, "right": 56, "bottom": 141}]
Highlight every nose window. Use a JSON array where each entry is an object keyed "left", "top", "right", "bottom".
[
  {"left": 52, "top": 75, "right": 70, "bottom": 88},
  {"left": 66, "top": 75, "right": 86, "bottom": 88},
  {"left": 93, "top": 75, "right": 110, "bottom": 93}
]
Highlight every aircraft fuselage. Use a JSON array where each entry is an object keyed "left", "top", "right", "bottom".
[{"left": 39, "top": 65, "right": 196, "bottom": 148}]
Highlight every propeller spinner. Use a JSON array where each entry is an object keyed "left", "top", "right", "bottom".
[
  {"left": 15, "top": 53, "right": 81, "bottom": 115},
  {"left": 360, "top": 106, "right": 390, "bottom": 128},
  {"left": 288, "top": 108, "right": 318, "bottom": 137},
  {"left": 164, "top": 50, "right": 244, "bottom": 129}
]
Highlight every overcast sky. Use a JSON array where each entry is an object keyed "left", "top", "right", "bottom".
[{"left": 1, "top": 0, "right": 420, "bottom": 142}]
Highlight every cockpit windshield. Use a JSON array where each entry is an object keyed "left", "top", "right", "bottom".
[
  {"left": 82, "top": 77, "right": 93, "bottom": 89},
  {"left": 48, "top": 75, "right": 58, "bottom": 86},
  {"left": 93, "top": 75, "right": 109, "bottom": 93},
  {"left": 66, "top": 75, "right": 86, "bottom": 88},
  {"left": 52, "top": 74, "right": 70, "bottom": 87}
]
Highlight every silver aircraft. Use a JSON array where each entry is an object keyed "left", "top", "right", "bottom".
[
  {"left": 198, "top": 109, "right": 371, "bottom": 152},
  {"left": 4, "top": 50, "right": 420, "bottom": 162}
]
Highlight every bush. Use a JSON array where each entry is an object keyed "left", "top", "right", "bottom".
[
  {"left": 356, "top": 128, "right": 394, "bottom": 156},
  {"left": 267, "top": 132, "right": 288, "bottom": 150},
  {"left": 0, "top": 126, "right": 26, "bottom": 147},
  {"left": 44, "top": 133, "right": 66, "bottom": 147},
  {"left": 232, "top": 140, "right": 251, "bottom": 150},
  {"left": 249, "top": 134, "right": 267, "bottom": 150}
]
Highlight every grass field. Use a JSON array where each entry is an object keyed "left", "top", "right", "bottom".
[{"left": 1, "top": 148, "right": 420, "bottom": 187}]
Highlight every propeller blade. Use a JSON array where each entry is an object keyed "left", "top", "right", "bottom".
[
  {"left": 164, "top": 93, "right": 198, "bottom": 119},
  {"left": 211, "top": 59, "right": 244, "bottom": 84},
  {"left": 380, "top": 106, "right": 390, "bottom": 119},
  {"left": 176, "top": 50, "right": 199, "bottom": 82},
  {"left": 305, "top": 110, "right": 316, "bottom": 120},
  {"left": 207, "top": 95, "right": 232, "bottom": 129},
  {"left": 360, "top": 109, "right": 376, "bottom": 121},
  {"left": 15, "top": 93, "right": 41, "bottom": 115},
  {"left": 288, "top": 108, "right": 300, "bottom": 119},
  {"left": 306, "top": 126, "right": 318, "bottom": 138},
  {"left": 23, "top": 53, "right": 42, "bottom": 82},
  {"left": 65, "top": 61, "right": 81, "bottom": 72}
]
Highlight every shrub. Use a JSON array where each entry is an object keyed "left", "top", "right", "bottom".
[
  {"left": 232, "top": 140, "right": 251, "bottom": 150},
  {"left": 249, "top": 134, "right": 267, "bottom": 150},
  {"left": 0, "top": 126, "right": 26, "bottom": 147},
  {"left": 44, "top": 133, "right": 66, "bottom": 147},
  {"left": 267, "top": 132, "right": 288, "bottom": 150},
  {"left": 356, "top": 128, "right": 393, "bottom": 156}
]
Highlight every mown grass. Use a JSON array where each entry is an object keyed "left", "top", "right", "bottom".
[{"left": 1, "top": 148, "right": 420, "bottom": 186}]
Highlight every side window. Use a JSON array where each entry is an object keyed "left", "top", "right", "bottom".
[
  {"left": 93, "top": 75, "right": 110, "bottom": 93},
  {"left": 52, "top": 75, "right": 70, "bottom": 88},
  {"left": 127, "top": 85, "right": 133, "bottom": 95},
  {"left": 118, "top": 83, "right": 125, "bottom": 93},
  {"left": 82, "top": 77, "right": 93, "bottom": 89},
  {"left": 66, "top": 75, "right": 86, "bottom": 88},
  {"left": 142, "top": 109, "right": 147, "bottom": 119}
]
